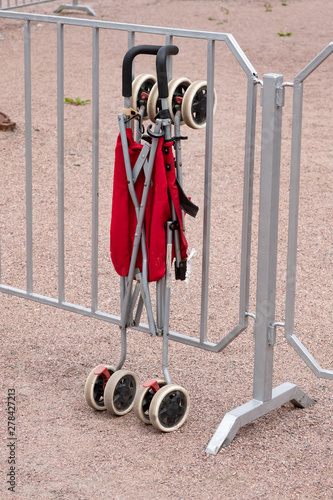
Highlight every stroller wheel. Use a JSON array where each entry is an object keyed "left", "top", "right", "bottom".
[
  {"left": 167, "top": 77, "right": 192, "bottom": 125},
  {"left": 147, "top": 82, "right": 163, "bottom": 123},
  {"left": 133, "top": 379, "right": 167, "bottom": 425},
  {"left": 149, "top": 384, "right": 190, "bottom": 432},
  {"left": 104, "top": 369, "right": 139, "bottom": 416},
  {"left": 182, "top": 80, "right": 217, "bottom": 129},
  {"left": 84, "top": 365, "right": 115, "bottom": 411},
  {"left": 130, "top": 74, "right": 157, "bottom": 121}
]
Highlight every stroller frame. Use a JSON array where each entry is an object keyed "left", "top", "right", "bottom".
[{"left": 115, "top": 45, "right": 188, "bottom": 388}]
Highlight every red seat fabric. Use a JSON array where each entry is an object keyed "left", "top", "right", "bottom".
[{"left": 110, "top": 128, "right": 187, "bottom": 282}]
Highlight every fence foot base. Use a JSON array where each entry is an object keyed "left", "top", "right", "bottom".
[
  {"left": 54, "top": 4, "right": 97, "bottom": 16},
  {"left": 205, "top": 382, "right": 315, "bottom": 456}
]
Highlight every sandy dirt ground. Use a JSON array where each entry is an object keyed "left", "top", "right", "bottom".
[{"left": 0, "top": 0, "right": 332, "bottom": 498}]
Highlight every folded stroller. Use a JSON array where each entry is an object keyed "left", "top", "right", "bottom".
[{"left": 85, "top": 44, "right": 207, "bottom": 432}]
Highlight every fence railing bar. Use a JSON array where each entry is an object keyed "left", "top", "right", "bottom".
[
  {"left": 295, "top": 42, "right": 333, "bottom": 83},
  {"left": 0, "top": 12, "right": 236, "bottom": 43},
  {"left": 24, "top": 19, "right": 33, "bottom": 294},
  {"left": 0, "top": 283, "right": 122, "bottom": 325},
  {"left": 91, "top": 27, "right": 99, "bottom": 313},
  {"left": 57, "top": 22, "right": 65, "bottom": 304},
  {"left": 199, "top": 39, "right": 215, "bottom": 344},
  {"left": 225, "top": 34, "right": 258, "bottom": 77}
]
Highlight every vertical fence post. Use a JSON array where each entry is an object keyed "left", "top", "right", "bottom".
[
  {"left": 253, "top": 73, "right": 283, "bottom": 402},
  {"left": 24, "top": 19, "right": 33, "bottom": 294},
  {"left": 91, "top": 27, "right": 99, "bottom": 313},
  {"left": 200, "top": 39, "right": 215, "bottom": 344},
  {"left": 57, "top": 22, "right": 65, "bottom": 304},
  {"left": 238, "top": 76, "right": 257, "bottom": 327},
  {"left": 206, "top": 73, "right": 314, "bottom": 455}
]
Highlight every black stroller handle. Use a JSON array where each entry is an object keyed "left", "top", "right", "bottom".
[
  {"left": 156, "top": 45, "right": 179, "bottom": 99},
  {"left": 122, "top": 45, "right": 162, "bottom": 97}
]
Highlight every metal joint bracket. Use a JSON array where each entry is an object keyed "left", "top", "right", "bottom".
[
  {"left": 245, "top": 311, "right": 256, "bottom": 320},
  {"left": 267, "top": 321, "right": 285, "bottom": 345},
  {"left": 260, "top": 83, "right": 285, "bottom": 107},
  {"left": 253, "top": 77, "right": 263, "bottom": 87},
  {"left": 276, "top": 86, "right": 285, "bottom": 107}
]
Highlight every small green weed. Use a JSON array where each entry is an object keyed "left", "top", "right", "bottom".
[
  {"left": 278, "top": 31, "right": 292, "bottom": 36},
  {"left": 281, "top": 0, "right": 288, "bottom": 5},
  {"left": 264, "top": 2, "right": 272, "bottom": 11},
  {"left": 65, "top": 97, "right": 91, "bottom": 106}
]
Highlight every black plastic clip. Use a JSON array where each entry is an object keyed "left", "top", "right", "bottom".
[
  {"left": 170, "top": 135, "right": 188, "bottom": 142},
  {"left": 175, "top": 259, "right": 187, "bottom": 281}
]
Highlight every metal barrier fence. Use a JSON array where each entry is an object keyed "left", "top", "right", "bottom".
[
  {"left": 0, "top": 10, "right": 332, "bottom": 455},
  {"left": 0, "top": 0, "right": 96, "bottom": 16}
]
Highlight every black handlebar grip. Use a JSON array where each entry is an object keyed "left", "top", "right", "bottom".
[
  {"left": 122, "top": 45, "right": 162, "bottom": 97},
  {"left": 156, "top": 45, "right": 179, "bottom": 99}
]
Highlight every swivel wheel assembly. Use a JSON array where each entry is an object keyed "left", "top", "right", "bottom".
[
  {"left": 84, "top": 365, "right": 115, "bottom": 411},
  {"left": 134, "top": 379, "right": 190, "bottom": 432},
  {"left": 130, "top": 73, "right": 157, "bottom": 120}
]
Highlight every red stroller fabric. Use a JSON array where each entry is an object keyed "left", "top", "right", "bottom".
[{"left": 110, "top": 128, "right": 188, "bottom": 282}]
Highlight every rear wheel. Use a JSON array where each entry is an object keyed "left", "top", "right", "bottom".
[{"left": 149, "top": 384, "right": 190, "bottom": 432}]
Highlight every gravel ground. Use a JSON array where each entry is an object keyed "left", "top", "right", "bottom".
[{"left": 0, "top": 0, "right": 332, "bottom": 498}]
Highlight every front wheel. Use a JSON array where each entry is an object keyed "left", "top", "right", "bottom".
[
  {"left": 167, "top": 77, "right": 192, "bottom": 125},
  {"left": 84, "top": 365, "right": 115, "bottom": 411},
  {"left": 182, "top": 80, "right": 217, "bottom": 129},
  {"left": 104, "top": 369, "right": 139, "bottom": 416},
  {"left": 130, "top": 73, "right": 157, "bottom": 120}
]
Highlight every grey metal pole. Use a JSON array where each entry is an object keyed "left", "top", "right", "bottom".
[
  {"left": 57, "top": 22, "right": 65, "bottom": 304},
  {"left": 162, "top": 222, "right": 173, "bottom": 385},
  {"left": 253, "top": 73, "right": 283, "bottom": 402},
  {"left": 91, "top": 27, "right": 99, "bottom": 313},
  {"left": 200, "top": 39, "right": 215, "bottom": 344},
  {"left": 24, "top": 20, "right": 33, "bottom": 294}
]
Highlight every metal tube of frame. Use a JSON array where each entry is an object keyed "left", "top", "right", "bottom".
[
  {"left": 162, "top": 222, "right": 173, "bottom": 385},
  {"left": 238, "top": 75, "right": 257, "bottom": 326},
  {"left": 91, "top": 27, "right": 99, "bottom": 313},
  {"left": 200, "top": 39, "right": 215, "bottom": 344},
  {"left": 24, "top": 20, "right": 33, "bottom": 294},
  {"left": 165, "top": 34, "right": 173, "bottom": 81},
  {"left": 127, "top": 31, "right": 135, "bottom": 133},
  {"left": 284, "top": 76, "right": 333, "bottom": 380},
  {"left": 253, "top": 73, "right": 283, "bottom": 403},
  {"left": 57, "top": 22, "right": 65, "bottom": 304},
  {"left": 285, "top": 81, "right": 303, "bottom": 340}
]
